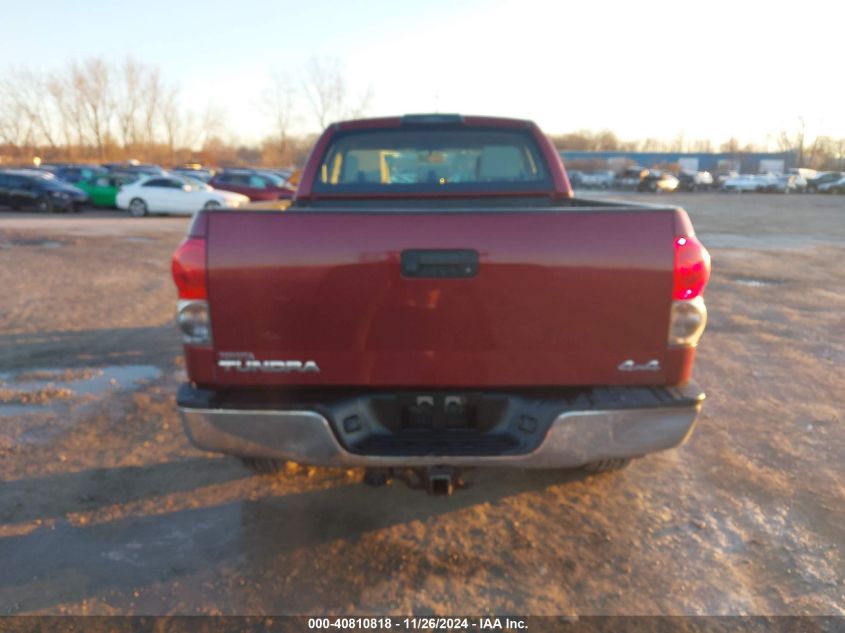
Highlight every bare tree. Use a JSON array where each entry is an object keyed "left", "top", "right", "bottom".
[
  {"left": 198, "top": 103, "right": 227, "bottom": 150},
  {"left": 261, "top": 70, "right": 297, "bottom": 161},
  {"left": 670, "top": 131, "right": 685, "bottom": 153},
  {"left": 44, "top": 73, "right": 78, "bottom": 157},
  {"left": 160, "top": 84, "right": 183, "bottom": 163},
  {"left": 593, "top": 129, "right": 619, "bottom": 151},
  {"left": 48, "top": 67, "right": 90, "bottom": 152},
  {"left": 70, "top": 58, "right": 116, "bottom": 159},
  {"left": 777, "top": 116, "right": 807, "bottom": 166},
  {"left": 175, "top": 107, "right": 204, "bottom": 157},
  {"left": 640, "top": 137, "right": 668, "bottom": 152},
  {"left": 804, "top": 135, "right": 845, "bottom": 170},
  {"left": 689, "top": 139, "right": 714, "bottom": 153},
  {"left": 1, "top": 68, "right": 61, "bottom": 151},
  {"left": 140, "top": 67, "right": 163, "bottom": 149},
  {"left": 0, "top": 84, "right": 34, "bottom": 151},
  {"left": 301, "top": 56, "right": 372, "bottom": 130},
  {"left": 720, "top": 137, "right": 740, "bottom": 154},
  {"left": 114, "top": 57, "right": 146, "bottom": 152},
  {"left": 549, "top": 130, "right": 592, "bottom": 150},
  {"left": 550, "top": 129, "right": 623, "bottom": 151}
]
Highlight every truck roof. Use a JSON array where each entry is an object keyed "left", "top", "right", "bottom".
[{"left": 334, "top": 114, "right": 534, "bottom": 131}]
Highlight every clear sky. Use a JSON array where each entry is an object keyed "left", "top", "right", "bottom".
[{"left": 2, "top": 0, "right": 843, "bottom": 145}]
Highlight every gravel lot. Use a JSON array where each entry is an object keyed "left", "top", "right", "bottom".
[{"left": 0, "top": 194, "right": 842, "bottom": 616}]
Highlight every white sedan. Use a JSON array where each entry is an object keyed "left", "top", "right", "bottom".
[
  {"left": 579, "top": 171, "right": 614, "bottom": 189},
  {"left": 116, "top": 175, "right": 249, "bottom": 216},
  {"left": 721, "top": 174, "right": 769, "bottom": 192}
]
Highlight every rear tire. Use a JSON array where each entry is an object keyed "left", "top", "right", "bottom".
[
  {"left": 582, "top": 457, "right": 631, "bottom": 473},
  {"left": 36, "top": 195, "right": 54, "bottom": 213},
  {"left": 204, "top": 200, "right": 222, "bottom": 210},
  {"left": 240, "top": 457, "right": 287, "bottom": 475},
  {"left": 128, "top": 198, "right": 148, "bottom": 217}
]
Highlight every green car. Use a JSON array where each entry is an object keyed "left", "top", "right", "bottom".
[{"left": 76, "top": 173, "right": 137, "bottom": 208}]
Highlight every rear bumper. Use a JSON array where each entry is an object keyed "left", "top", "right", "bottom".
[{"left": 178, "top": 384, "right": 704, "bottom": 468}]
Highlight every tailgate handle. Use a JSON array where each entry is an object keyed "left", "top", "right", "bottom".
[{"left": 401, "top": 249, "right": 479, "bottom": 278}]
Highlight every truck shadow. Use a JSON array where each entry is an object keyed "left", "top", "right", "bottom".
[
  {"left": 0, "top": 464, "right": 590, "bottom": 613},
  {"left": 0, "top": 324, "right": 181, "bottom": 371},
  {"left": 0, "top": 457, "right": 251, "bottom": 525}
]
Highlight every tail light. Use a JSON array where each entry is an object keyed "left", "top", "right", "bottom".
[
  {"left": 172, "top": 237, "right": 207, "bottom": 299},
  {"left": 669, "top": 234, "right": 711, "bottom": 347},
  {"left": 673, "top": 235, "right": 710, "bottom": 300},
  {"left": 172, "top": 234, "right": 211, "bottom": 344}
]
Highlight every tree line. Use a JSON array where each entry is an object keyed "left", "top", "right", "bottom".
[{"left": 0, "top": 56, "right": 371, "bottom": 168}]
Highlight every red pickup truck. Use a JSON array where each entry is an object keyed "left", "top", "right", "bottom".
[{"left": 172, "top": 114, "right": 710, "bottom": 493}]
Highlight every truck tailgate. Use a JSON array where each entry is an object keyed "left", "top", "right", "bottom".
[{"left": 206, "top": 209, "right": 675, "bottom": 387}]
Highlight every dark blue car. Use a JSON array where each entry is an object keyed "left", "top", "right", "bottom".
[{"left": 0, "top": 169, "right": 89, "bottom": 213}]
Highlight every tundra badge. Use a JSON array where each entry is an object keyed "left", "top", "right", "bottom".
[{"left": 217, "top": 353, "right": 320, "bottom": 373}]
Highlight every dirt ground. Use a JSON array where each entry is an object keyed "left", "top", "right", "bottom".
[{"left": 0, "top": 194, "right": 842, "bottom": 616}]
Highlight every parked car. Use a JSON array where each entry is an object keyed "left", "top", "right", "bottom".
[
  {"left": 715, "top": 170, "right": 739, "bottom": 187},
  {"left": 637, "top": 170, "right": 679, "bottom": 192},
  {"left": 789, "top": 173, "right": 807, "bottom": 193},
  {"left": 40, "top": 163, "right": 105, "bottom": 185},
  {"left": 721, "top": 174, "right": 767, "bottom": 192},
  {"left": 263, "top": 168, "right": 294, "bottom": 182},
  {"left": 103, "top": 162, "right": 166, "bottom": 177},
  {"left": 76, "top": 172, "right": 139, "bottom": 208},
  {"left": 806, "top": 171, "right": 843, "bottom": 193},
  {"left": 0, "top": 169, "right": 88, "bottom": 212},
  {"left": 172, "top": 164, "right": 215, "bottom": 182},
  {"left": 754, "top": 172, "right": 800, "bottom": 194},
  {"left": 172, "top": 114, "right": 711, "bottom": 493},
  {"left": 722, "top": 172, "right": 796, "bottom": 193},
  {"left": 567, "top": 169, "right": 585, "bottom": 187},
  {"left": 788, "top": 167, "right": 817, "bottom": 181},
  {"left": 767, "top": 173, "right": 805, "bottom": 194},
  {"left": 616, "top": 166, "right": 646, "bottom": 188},
  {"left": 116, "top": 175, "right": 249, "bottom": 216},
  {"left": 677, "top": 170, "right": 714, "bottom": 192},
  {"left": 579, "top": 170, "right": 614, "bottom": 189},
  {"left": 568, "top": 170, "right": 611, "bottom": 188},
  {"left": 256, "top": 169, "right": 296, "bottom": 189},
  {"left": 818, "top": 175, "right": 845, "bottom": 194},
  {"left": 209, "top": 169, "right": 296, "bottom": 202}
]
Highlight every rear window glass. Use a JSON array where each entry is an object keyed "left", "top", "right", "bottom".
[{"left": 313, "top": 127, "right": 551, "bottom": 195}]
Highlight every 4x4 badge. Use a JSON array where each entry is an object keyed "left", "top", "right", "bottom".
[{"left": 618, "top": 359, "right": 660, "bottom": 372}]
